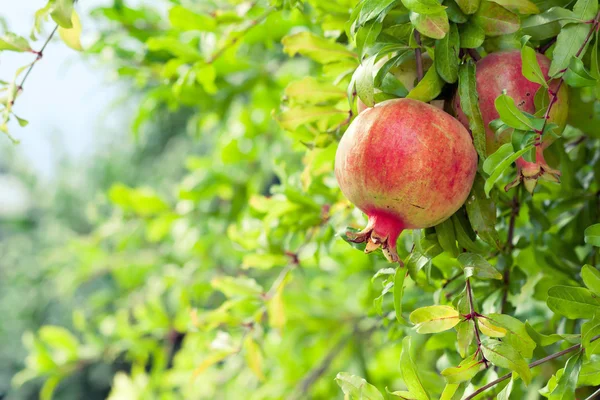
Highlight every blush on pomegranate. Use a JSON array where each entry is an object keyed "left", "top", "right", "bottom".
[
  {"left": 335, "top": 98, "right": 478, "bottom": 262},
  {"left": 453, "top": 50, "right": 568, "bottom": 192}
]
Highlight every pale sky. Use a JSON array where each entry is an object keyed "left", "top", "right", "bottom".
[{"left": 0, "top": 1, "right": 124, "bottom": 179}]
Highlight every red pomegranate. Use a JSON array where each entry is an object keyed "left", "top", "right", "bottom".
[
  {"left": 335, "top": 98, "right": 478, "bottom": 262},
  {"left": 453, "top": 50, "right": 568, "bottom": 192}
]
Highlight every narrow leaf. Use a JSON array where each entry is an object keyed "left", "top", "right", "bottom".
[{"left": 400, "top": 337, "right": 430, "bottom": 400}]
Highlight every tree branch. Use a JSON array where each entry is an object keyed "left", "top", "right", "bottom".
[
  {"left": 538, "top": 37, "right": 557, "bottom": 55},
  {"left": 414, "top": 30, "right": 423, "bottom": 83},
  {"left": 291, "top": 324, "right": 376, "bottom": 399},
  {"left": 464, "top": 334, "right": 600, "bottom": 399},
  {"left": 10, "top": 24, "right": 59, "bottom": 107},
  {"left": 537, "top": 11, "right": 600, "bottom": 146}
]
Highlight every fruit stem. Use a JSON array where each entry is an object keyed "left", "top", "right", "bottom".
[
  {"left": 414, "top": 30, "right": 423, "bottom": 83},
  {"left": 466, "top": 48, "right": 481, "bottom": 62}
]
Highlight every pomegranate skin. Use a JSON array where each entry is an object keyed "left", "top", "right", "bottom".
[
  {"left": 335, "top": 98, "right": 478, "bottom": 262},
  {"left": 453, "top": 50, "right": 568, "bottom": 155}
]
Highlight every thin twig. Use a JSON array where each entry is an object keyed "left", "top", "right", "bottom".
[
  {"left": 466, "top": 278, "right": 487, "bottom": 366},
  {"left": 538, "top": 37, "right": 557, "bottom": 54},
  {"left": 10, "top": 24, "right": 59, "bottom": 106},
  {"left": 206, "top": 7, "right": 273, "bottom": 64},
  {"left": 414, "top": 30, "right": 423, "bottom": 83},
  {"left": 464, "top": 334, "right": 600, "bottom": 399}
]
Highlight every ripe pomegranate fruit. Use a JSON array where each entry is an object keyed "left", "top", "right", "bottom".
[
  {"left": 453, "top": 50, "right": 568, "bottom": 192},
  {"left": 335, "top": 98, "right": 478, "bottom": 262}
]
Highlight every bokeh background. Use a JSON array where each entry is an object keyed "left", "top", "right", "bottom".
[{"left": 0, "top": 1, "right": 384, "bottom": 399}]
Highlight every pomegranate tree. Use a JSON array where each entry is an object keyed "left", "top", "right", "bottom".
[
  {"left": 453, "top": 50, "right": 569, "bottom": 192},
  {"left": 335, "top": 98, "right": 477, "bottom": 262}
]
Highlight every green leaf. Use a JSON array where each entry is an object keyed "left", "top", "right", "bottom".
[
  {"left": 435, "top": 23, "right": 460, "bottom": 84},
  {"left": 441, "top": 357, "right": 483, "bottom": 383},
  {"left": 356, "top": 56, "right": 376, "bottom": 107},
  {"left": 394, "top": 267, "right": 407, "bottom": 323},
  {"left": 401, "top": 0, "right": 446, "bottom": 15},
  {"left": 335, "top": 373, "right": 385, "bottom": 400},
  {"left": 13, "top": 114, "right": 29, "bottom": 127},
  {"left": 478, "top": 317, "right": 507, "bottom": 337},
  {"left": 276, "top": 106, "right": 347, "bottom": 131},
  {"left": 244, "top": 336, "right": 265, "bottom": 381},
  {"left": 549, "top": 0, "right": 598, "bottom": 77},
  {"left": 38, "top": 326, "right": 79, "bottom": 359},
  {"left": 547, "top": 286, "right": 600, "bottom": 319},
  {"left": 168, "top": 6, "right": 217, "bottom": 32},
  {"left": 445, "top": 0, "right": 468, "bottom": 23},
  {"left": 525, "top": 322, "right": 578, "bottom": 346},
  {"left": 585, "top": 224, "right": 600, "bottom": 246},
  {"left": 465, "top": 176, "right": 500, "bottom": 249},
  {"left": 0, "top": 33, "right": 32, "bottom": 52},
  {"left": 582, "top": 265, "right": 600, "bottom": 296},
  {"left": 409, "top": 11, "right": 450, "bottom": 40},
  {"left": 406, "top": 62, "right": 445, "bottom": 101},
  {"left": 548, "top": 350, "right": 583, "bottom": 400},
  {"left": 455, "top": 0, "right": 480, "bottom": 14},
  {"left": 481, "top": 339, "right": 532, "bottom": 385},
  {"left": 472, "top": 1, "right": 520, "bottom": 37},
  {"left": 579, "top": 360, "right": 600, "bottom": 386},
  {"left": 435, "top": 218, "right": 459, "bottom": 257},
  {"left": 285, "top": 77, "right": 346, "bottom": 104},
  {"left": 242, "top": 253, "right": 290, "bottom": 270},
  {"left": 483, "top": 144, "right": 533, "bottom": 196},
  {"left": 521, "top": 42, "right": 548, "bottom": 88},
  {"left": 488, "top": 0, "right": 538, "bottom": 14},
  {"left": 582, "top": 313, "right": 600, "bottom": 358},
  {"left": 282, "top": 32, "right": 357, "bottom": 64},
  {"left": 440, "top": 383, "right": 461, "bottom": 400},
  {"left": 409, "top": 305, "right": 461, "bottom": 333},
  {"left": 458, "top": 23, "right": 485, "bottom": 48},
  {"left": 458, "top": 60, "right": 486, "bottom": 160},
  {"left": 58, "top": 10, "right": 83, "bottom": 51},
  {"left": 400, "top": 337, "right": 430, "bottom": 400},
  {"left": 487, "top": 313, "right": 537, "bottom": 358},
  {"left": 457, "top": 253, "right": 502, "bottom": 280},
  {"left": 358, "top": 0, "right": 401, "bottom": 25},
  {"left": 564, "top": 57, "right": 598, "bottom": 87},
  {"left": 146, "top": 37, "right": 202, "bottom": 61},
  {"left": 40, "top": 376, "right": 62, "bottom": 400},
  {"left": 456, "top": 320, "right": 475, "bottom": 358},
  {"left": 521, "top": 7, "right": 582, "bottom": 41},
  {"left": 497, "top": 374, "right": 515, "bottom": 400},
  {"left": 573, "top": 0, "right": 599, "bottom": 20},
  {"left": 494, "top": 93, "right": 537, "bottom": 130},
  {"left": 50, "top": 0, "right": 74, "bottom": 28},
  {"left": 210, "top": 276, "right": 264, "bottom": 298}
]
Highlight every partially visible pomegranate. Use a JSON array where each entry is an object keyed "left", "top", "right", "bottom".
[
  {"left": 453, "top": 50, "right": 569, "bottom": 192},
  {"left": 335, "top": 98, "right": 478, "bottom": 262}
]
